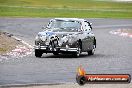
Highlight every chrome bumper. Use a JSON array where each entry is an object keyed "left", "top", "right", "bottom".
[{"left": 34, "top": 45, "right": 78, "bottom": 52}]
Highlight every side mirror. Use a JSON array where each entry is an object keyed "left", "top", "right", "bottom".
[{"left": 90, "top": 23, "right": 92, "bottom": 25}]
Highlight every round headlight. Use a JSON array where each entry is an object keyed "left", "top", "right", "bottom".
[{"left": 41, "top": 36, "right": 47, "bottom": 41}]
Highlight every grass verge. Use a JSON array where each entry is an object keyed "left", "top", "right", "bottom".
[{"left": 0, "top": 0, "right": 132, "bottom": 18}]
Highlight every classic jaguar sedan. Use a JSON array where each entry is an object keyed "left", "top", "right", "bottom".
[{"left": 35, "top": 18, "right": 96, "bottom": 57}]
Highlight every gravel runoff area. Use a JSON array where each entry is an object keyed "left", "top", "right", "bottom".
[
  {"left": 0, "top": 32, "right": 20, "bottom": 55},
  {"left": 0, "top": 32, "right": 32, "bottom": 61},
  {"left": 109, "top": 29, "right": 132, "bottom": 38}
]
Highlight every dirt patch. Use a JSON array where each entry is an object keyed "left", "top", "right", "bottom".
[
  {"left": 120, "top": 29, "right": 132, "bottom": 34},
  {"left": 0, "top": 32, "right": 21, "bottom": 55},
  {"left": 109, "top": 29, "right": 132, "bottom": 38}
]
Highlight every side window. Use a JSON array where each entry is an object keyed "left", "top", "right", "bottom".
[
  {"left": 47, "top": 20, "right": 53, "bottom": 28},
  {"left": 83, "top": 21, "right": 91, "bottom": 32},
  {"left": 87, "top": 21, "right": 92, "bottom": 29}
]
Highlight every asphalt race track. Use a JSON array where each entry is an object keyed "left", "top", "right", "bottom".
[{"left": 0, "top": 18, "right": 132, "bottom": 85}]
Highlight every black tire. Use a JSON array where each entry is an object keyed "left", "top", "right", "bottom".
[
  {"left": 88, "top": 50, "right": 94, "bottom": 55},
  {"left": 88, "top": 45, "right": 95, "bottom": 55},
  {"left": 73, "top": 40, "right": 82, "bottom": 58},
  {"left": 72, "top": 52, "right": 79, "bottom": 58},
  {"left": 73, "top": 48, "right": 81, "bottom": 58},
  {"left": 94, "top": 38, "right": 96, "bottom": 48},
  {"left": 35, "top": 49, "right": 42, "bottom": 58}
]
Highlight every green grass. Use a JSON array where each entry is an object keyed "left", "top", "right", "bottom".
[{"left": 0, "top": 0, "right": 132, "bottom": 18}]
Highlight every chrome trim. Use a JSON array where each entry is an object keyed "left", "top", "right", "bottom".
[
  {"left": 35, "top": 45, "right": 78, "bottom": 52},
  {"left": 60, "top": 48, "right": 78, "bottom": 52},
  {"left": 35, "top": 45, "right": 47, "bottom": 50}
]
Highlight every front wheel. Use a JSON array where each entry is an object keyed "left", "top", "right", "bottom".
[
  {"left": 73, "top": 48, "right": 81, "bottom": 58},
  {"left": 35, "top": 49, "right": 43, "bottom": 58},
  {"left": 73, "top": 41, "right": 82, "bottom": 58}
]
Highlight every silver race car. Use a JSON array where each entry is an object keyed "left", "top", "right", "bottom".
[{"left": 35, "top": 18, "right": 96, "bottom": 57}]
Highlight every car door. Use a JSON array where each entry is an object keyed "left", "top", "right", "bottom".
[{"left": 82, "top": 21, "right": 93, "bottom": 51}]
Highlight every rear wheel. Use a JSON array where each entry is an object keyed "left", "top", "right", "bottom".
[
  {"left": 88, "top": 45, "right": 95, "bottom": 55},
  {"left": 35, "top": 49, "right": 42, "bottom": 58}
]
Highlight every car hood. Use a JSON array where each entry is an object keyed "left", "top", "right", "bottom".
[
  {"left": 38, "top": 31, "right": 79, "bottom": 38},
  {"left": 36, "top": 29, "right": 82, "bottom": 46}
]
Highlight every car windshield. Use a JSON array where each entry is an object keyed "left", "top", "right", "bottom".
[{"left": 47, "top": 20, "right": 81, "bottom": 32}]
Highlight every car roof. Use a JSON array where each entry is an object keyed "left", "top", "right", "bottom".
[{"left": 54, "top": 18, "right": 86, "bottom": 22}]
